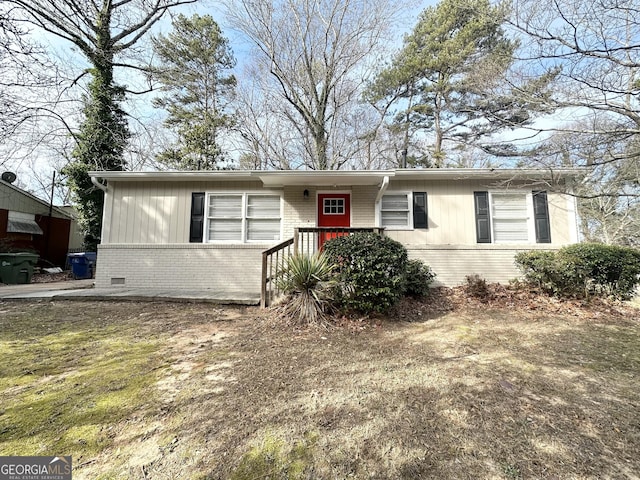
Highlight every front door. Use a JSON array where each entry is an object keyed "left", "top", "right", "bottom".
[{"left": 317, "top": 193, "right": 351, "bottom": 248}]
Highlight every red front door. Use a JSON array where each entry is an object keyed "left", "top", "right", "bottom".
[{"left": 317, "top": 193, "right": 351, "bottom": 248}]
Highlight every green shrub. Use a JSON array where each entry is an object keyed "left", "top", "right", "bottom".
[
  {"left": 515, "top": 243, "right": 640, "bottom": 300},
  {"left": 514, "top": 250, "right": 570, "bottom": 296},
  {"left": 323, "top": 232, "right": 408, "bottom": 314},
  {"left": 404, "top": 259, "right": 436, "bottom": 297},
  {"left": 276, "top": 252, "right": 335, "bottom": 325}
]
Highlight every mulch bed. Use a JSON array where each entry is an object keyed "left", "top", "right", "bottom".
[{"left": 390, "top": 283, "right": 638, "bottom": 323}]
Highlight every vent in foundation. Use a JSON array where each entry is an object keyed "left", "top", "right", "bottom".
[{"left": 111, "top": 277, "right": 126, "bottom": 285}]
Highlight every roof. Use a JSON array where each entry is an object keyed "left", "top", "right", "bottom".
[
  {"left": 90, "top": 168, "right": 582, "bottom": 187},
  {"left": 0, "top": 179, "right": 74, "bottom": 219}
]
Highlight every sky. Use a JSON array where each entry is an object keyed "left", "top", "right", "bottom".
[{"left": 2, "top": 0, "right": 438, "bottom": 203}]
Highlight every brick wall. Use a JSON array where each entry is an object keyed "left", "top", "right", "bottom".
[
  {"left": 95, "top": 244, "right": 266, "bottom": 297},
  {"left": 407, "top": 245, "right": 558, "bottom": 286}
]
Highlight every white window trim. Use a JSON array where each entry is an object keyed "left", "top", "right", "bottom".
[
  {"left": 377, "top": 191, "right": 414, "bottom": 231},
  {"left": 205, "top": 191, "right": 283, "bottom": 243},
  {"left": 488, "top": 190, "right": 536, "bottom": 244},
  {"left": 322, "top": 197, "right": 346, "bottom": 215}
]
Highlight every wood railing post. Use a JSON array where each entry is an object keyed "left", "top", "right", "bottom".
[
  {"left": 260, "top": 251, "right": 268, "bottom": 308},
  {"left": 293, "top": 228, "right": 299, "bottom": 255}
]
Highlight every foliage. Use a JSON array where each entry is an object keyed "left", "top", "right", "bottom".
[
  {"left": 323, "top": 232, "right": 408, "bottom": 313},
  {"left": 515, "top": 244, "right": 640, "bottom": 300},
  {"left": 152, "top": 14, "right": 236, "bottom": 170},
  {"left": 367, "top": 0, "right": 555, "bottom": 167},
  {"left": 404, "top": 259, "right": 436, "bottom": 297},
  {"left": 464, "top": 274, "right": 490, "bottom": 301},
  {"left": 8, "top": 0, "right": 194, "bottom": 247},
  {"left": 511, "top": 0, "right": 640, "bottom": 207},
  {"left": 64, "top": 72, "right": 128, "bottom": 250},
  {"left": 276, "top": 253, "right": 335, "bottom": 325}
]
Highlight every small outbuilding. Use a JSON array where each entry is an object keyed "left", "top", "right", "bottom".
[{"left": 0, "top": 177, "right": 77, "bottom": 268}]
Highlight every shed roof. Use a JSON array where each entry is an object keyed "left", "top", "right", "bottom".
[{"left": 0, "top": 179, "right": 74, "bottom": 219}]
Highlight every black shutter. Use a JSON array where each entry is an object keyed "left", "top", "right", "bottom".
[
  {"left": 532, "top": 191, "right": 551, "bottom": 243},
  {"left": 474, "top": 191, "right": 491, "bottom": 243},
  {"left": 413, "top": 192, "right": 428, "bottom": 229},
  {"left": 189, "top": 192, "right": 205, "bottom": 243}
]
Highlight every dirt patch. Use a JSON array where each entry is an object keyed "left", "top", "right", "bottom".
[{"left": 1, "top": 294, "right": 639, "bottom": 479}]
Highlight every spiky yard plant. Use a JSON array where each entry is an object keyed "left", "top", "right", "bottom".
[{"left": 276, "top": 252, "right": 335, "bottom": 326}]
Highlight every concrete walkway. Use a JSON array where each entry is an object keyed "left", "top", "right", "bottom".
[{"left": 0, "top": 280, "right": 260, "bottom": 305}]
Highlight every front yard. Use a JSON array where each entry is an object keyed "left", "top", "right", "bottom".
[{"left": 0, "top": 295, "right": 639, "bottom": 479}]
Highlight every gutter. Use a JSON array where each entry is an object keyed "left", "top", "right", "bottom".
[{"left": 91, "top": 176, "right": 108, "bottom": 192}]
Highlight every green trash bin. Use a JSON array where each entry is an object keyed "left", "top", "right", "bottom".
[{"left": 0, "top": 253, "right": 39, "bottom": 284}]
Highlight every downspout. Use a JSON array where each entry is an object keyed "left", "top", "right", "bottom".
[
  {"left": 375, "top": 176, "right": 390, "bottom": 228},
  {"left": 91, "top": 176, "right": 107, "bottom": 192},
  {"left": 376, "top": 175, "right": 390, "bottom": 203}
]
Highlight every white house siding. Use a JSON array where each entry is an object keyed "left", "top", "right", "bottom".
[
  {"left": 97, "top": 180, "right": 270, "bottom": 294},
  {"left": 0, "top": 181, "right": 70, "bottom": 219},
  {"left": 407, "top": 245, "right": 557, "bottom": 286},
  {"left": 96, "top": 175, "right": 577, "bottom": 292},
  {"left": 102, "top": 180, "right": 265, "bottom": 244},
  {"left": 281, "top": 185, "right": 378, "bottom": 237}
]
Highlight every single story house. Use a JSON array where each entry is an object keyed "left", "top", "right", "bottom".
[
  {"left": 0, "top": 177, "right": 79, "bottom": 267},
  {"left": 90, "top": 168, "right": 580, "bottom": 304}
]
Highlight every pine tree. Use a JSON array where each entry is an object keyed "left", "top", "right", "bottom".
[
  {"left": 368, "top": 0, "right": 555, "bottom": 167},
  {"left": 152, "top": 14, "right": 236, "bottom": 170}
]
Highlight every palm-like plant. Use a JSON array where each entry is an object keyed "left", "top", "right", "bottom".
[{"left": 276, "top": 252, "right": 335, "bottom": 326}]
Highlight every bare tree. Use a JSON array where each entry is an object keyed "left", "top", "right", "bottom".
[
  {"left": 6, "top": 0, "right": 198, "bottom": 247},
  {"left": 0, "top": 5, "right": 63, "bottom": 161},
  {"left": 509, "top": 0, "right": 640, "bottom": 169},
  {"left": 225, "top": 0, "right": 409, "bottom": 170}
]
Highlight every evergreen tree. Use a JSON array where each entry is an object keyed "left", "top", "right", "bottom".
[
  {"left": 152, "top": 14, "right": 236, "bottom": 170},
  {"left": 64, "top": 72, "right": 129, "bottom": 250},
  {"left": 368, "top": 0, "right": 555, "bottom": 167},
  {"left": 10, "top": 0, "right": 195, "bottom": 248}
]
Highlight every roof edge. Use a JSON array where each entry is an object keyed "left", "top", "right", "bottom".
[{"left": 89, "top": 167, "right": 584, "bottom": 183}]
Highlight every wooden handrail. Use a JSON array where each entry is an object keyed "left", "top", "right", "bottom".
[
  {"left": 261, "top": 228, "right": 383, "bottom": 307},
  {"left": 261, "top": 238, "right": 294, "bottom": 308}
]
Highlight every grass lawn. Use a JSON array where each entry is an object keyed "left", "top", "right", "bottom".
[{"left": 0, "top": 296, "right": 639, "bottom": 479}]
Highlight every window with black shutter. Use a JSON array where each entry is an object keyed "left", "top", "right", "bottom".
[
  {"left": 413, "top": 192, "right": 428, "bottom": 228},
  {"left": 474, "top": 191, "right": 491, "bottom": 243},
  {"left": 189, "top": 192, "right": 205, "bottom": 243},
  {"left": 532, "top": 191, "right": 551, "bottom": 243}
]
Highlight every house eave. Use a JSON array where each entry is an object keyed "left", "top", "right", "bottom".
[{"left": 89, "top": 167, "right": 583, "bottom": 187}]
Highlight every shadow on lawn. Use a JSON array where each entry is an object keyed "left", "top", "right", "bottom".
[{"left": 156, "top": 311, "right": 640, "bottom": 480}]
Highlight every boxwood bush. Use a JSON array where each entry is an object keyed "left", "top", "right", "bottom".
[
  {"left": 515, "top": 243, "right": 640, "bottom": 300},
  {"left": 405, "top": 259, "right": 436, "bottom": 298},
  {"left": 323, "top": 233, "right": 409, "bottom": 313}
]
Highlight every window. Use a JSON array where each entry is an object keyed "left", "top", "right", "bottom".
[
  {"left": 379, "top": 192, "right": 428, "bottom": 229},
  {"left": 474, "top": 191, "right": 550, "bottom": 244},
  {"left": 205, "top": 193, "right": 281, "bottom": 242},
  {"left": 381, "top": 193, "right": 411, "bottom": 228},
  {"left": 323, "top": 198, "right": 345, "bottom": 215},
  {"left": 491, "top": 192, "right": 530, "bottom": 243}
]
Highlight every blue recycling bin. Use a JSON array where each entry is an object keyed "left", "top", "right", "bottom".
[{"left": 67, "top": 252, "right": 97, "bottom": 279}]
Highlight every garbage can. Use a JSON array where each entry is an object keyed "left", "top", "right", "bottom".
[
  {"left": 0, "top": 252, "right": 39, "bottom": 284},
  {"left": 68, "top": 252, "right": 97, "bottom": 280}
]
